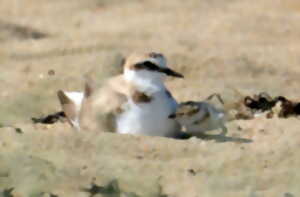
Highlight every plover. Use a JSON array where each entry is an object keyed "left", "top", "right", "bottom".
[
  {"left": 115, "top": 52, "right": 184, "bottom": 137},
  {"left": 168, "top": 99, "right": 228, "bottom": 136},
  {"left": 60, "top": 52, "right": 184, "bottom": 137}
]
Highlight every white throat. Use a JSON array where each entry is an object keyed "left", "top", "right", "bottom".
[{"left": 124, "top": 69, "right": 166, "bottom": 93}]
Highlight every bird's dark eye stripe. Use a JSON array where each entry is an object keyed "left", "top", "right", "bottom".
[
  {"left": 134, "top": 61, "right": 160, "bottom": 71},
  {"left": 149, "top": 52, "right": 163, "bottom": 58}
]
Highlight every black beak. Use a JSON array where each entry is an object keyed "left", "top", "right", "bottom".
[
  {"left": 161, "top": 68, "right": 184, "bottom": 78},
  {"left": 168, "top": 113, "right": 176, "bottom": 119}
]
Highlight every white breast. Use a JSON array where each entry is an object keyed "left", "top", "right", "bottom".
[{"left": 116, "top": 90, "right": 180, "bottom": 137}]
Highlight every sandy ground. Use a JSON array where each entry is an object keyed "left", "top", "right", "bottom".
[{"left": 1, "top": 0, "right": 300, "bottom": 196}]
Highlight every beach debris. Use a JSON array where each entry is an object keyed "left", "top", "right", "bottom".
[
  {"left": 2, "top": 187, "right": 14, "bottom": 197},
  {"left": 276, "top": 96, "right": 300, "bottom": 118},
  {"left": 244, "top": 92, "right": 277, "bottom": 112},
  {"left": 82, "top": 179, "right": 141, "bottom": 197},
  {"left": 82, "top": 180, "right": 121, "bottom": 197},
  {"left": 202, "top": 92, "right": 300, "bottom": 120},
  {"left": 31, "top": 111, "right": 66, "bottom": 124},
  {"left": 237, "top": 92, "right": 300, "bottom": 119}
]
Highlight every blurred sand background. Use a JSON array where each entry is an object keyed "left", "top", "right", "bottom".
[{"left": 0, "top": 0, "right": 300, "bottom": 196}]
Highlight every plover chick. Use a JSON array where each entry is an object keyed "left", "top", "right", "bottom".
[
  {"left": 168, "top": 101, "right": 228, "bottom": 136},
  {"left": 81, "top": 52, "right": 184, "bottom": 137}
]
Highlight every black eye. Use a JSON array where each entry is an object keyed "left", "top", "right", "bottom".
[
  {"left": 143, "top": 61, "right": 160, "bottom": 71},
  {"left": 134, "top": 61, "right": 160, "bottom": 71}
]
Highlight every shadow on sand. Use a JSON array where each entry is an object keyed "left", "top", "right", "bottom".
[
  {"left": 196, "top": 133, "right": 253, "bottom": 143},
  {"left": 176, "top": 132, "right": 253, "bottom": 143}
]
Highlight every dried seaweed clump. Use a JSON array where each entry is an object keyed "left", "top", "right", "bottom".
[
  {"left": 239, "top": 92, "right": 300, "bottom": 119},
  {"left": 31, "top": 111, "right": 66, "bottom": 124},
  {"left": 82, "top": 179, "right": 141, "bottom": 197}
]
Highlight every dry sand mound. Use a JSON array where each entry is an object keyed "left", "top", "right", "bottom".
[{"left": 1, "top": 117, "right": 300, "bottom": 197}]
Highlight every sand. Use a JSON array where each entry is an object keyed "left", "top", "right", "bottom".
[{"left": 0, "top": 0, "right": 300, "bottom": 196}]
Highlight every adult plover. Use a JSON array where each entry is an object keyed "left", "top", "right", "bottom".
[
  {"left": 60, "top": 52, "right": 184, "bottom": 137},
  {"left": 168, "top": 100, "right": 228, "bottom": 136}
]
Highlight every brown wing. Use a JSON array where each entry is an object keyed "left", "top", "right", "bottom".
[{"left": 79, "top": 75, "right": 129, "bottom": 132}]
